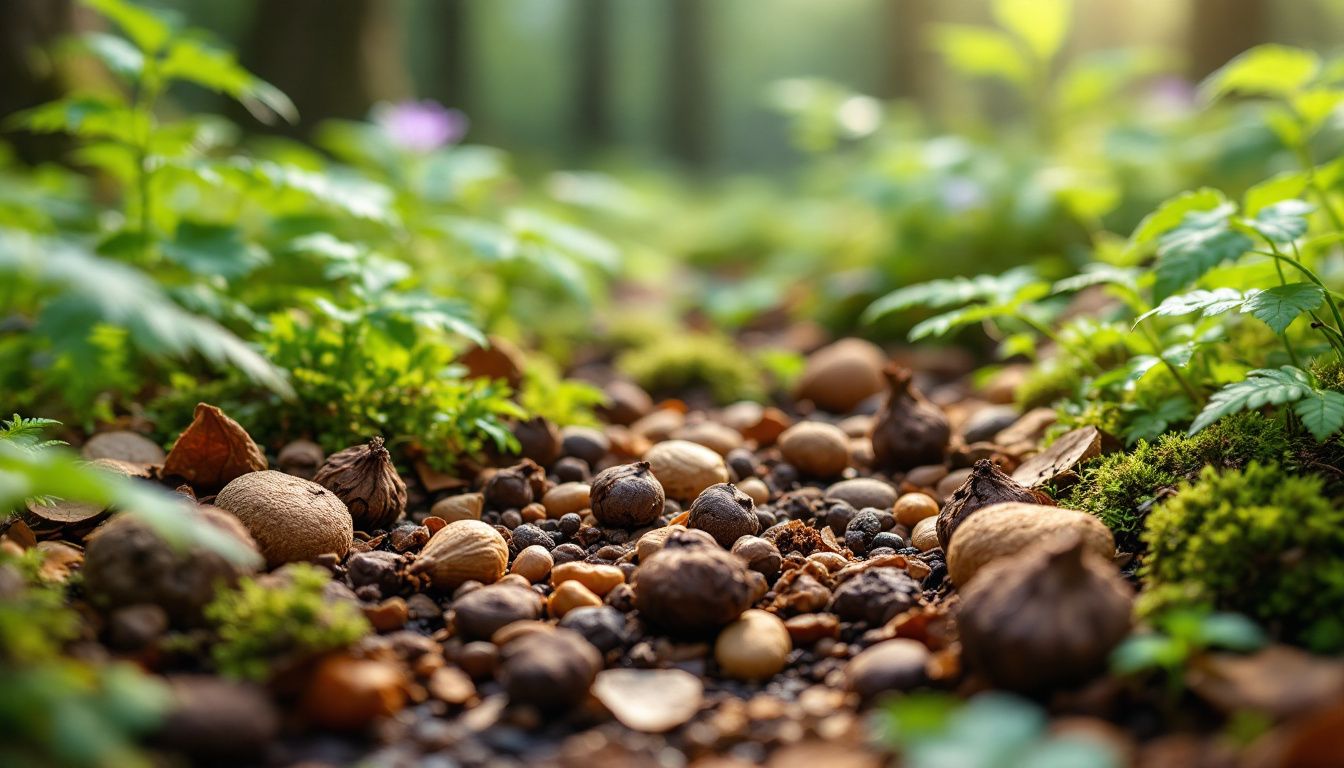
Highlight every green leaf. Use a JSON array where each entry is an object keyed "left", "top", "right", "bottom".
[
  {"left": 163, "top": 222, "right": 270, "bottom": 279},
  {"left": 1111, "top": 634, "right": 1179, "bottom": 674},
  {"left": 1202, "top": 44, "right": 1320, "bottom": 100},
  {"left": 1244, "top": 171, "right": 1309, "bottom": 215},
  {"left": 1189, "top": 366, "right": 1315, "bottom": 434},
  {"left": 1245, "top": 199, "right": 1314, "bottom": 243},
  {"left": 1153, "top": 204, "right": 1252, "bottom": 300},
  {"left": 1241, "top": 282, "right": 1323, "bottom": 333},
  {"left": 1196, "top": 613, "right": 1268, "bottom": 652},
  {"left": 0, "top": 229, "right": 292, "bottom": 398},
  {"left": 1130, "top": 188, "right": 1228, "bottom": 247},
  {"left": 1052, "top": 264, "right": 1141, "bottom": 293},
  {"left": 84, "top": 0, "right": 173, "bottom": 54},
  {"left": 159, "top": 38, "right": 297, "bottom": 125},
  {"left": 1294, "top": 390, "right": 1344, "bottom": 441},
  {"left": 81, "top": 32, "right": 144, "bottom": 79},
  {"left": 1136, "top": 288, "right": 1249, "bottom": 325},
  {"left": 992, "top": 0, "right": 1070, "bottom": 61},
  {"left": 8, "top": 95, "right": 138, "bottom": 143},
  {"left": 863, "top": 267, "right": 1038, "bottom": 323},
  {"left": 929, "top": 25, "right": 1031, "bottom": 86}
]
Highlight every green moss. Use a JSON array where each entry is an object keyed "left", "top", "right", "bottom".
[
  {"left": 204, "top": 564, "right": 369, "bottom": 682},
  {"left": 617, "top": 333, "right": 769, "bottom": 404},
  {"left": 1063, "top": 413, "right": 1288, "bottom": 548},
  {"left": 1139, "top": 462, "right": 1344, "bottom": 652},
  {"left": 1309, "top": 355, "right": 1344, "bottom": 392}
]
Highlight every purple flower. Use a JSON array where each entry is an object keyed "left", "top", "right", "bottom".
[
  {"left": 373, "top": 100, "right": 468, "bottom": 152},
  {"left": 1145, "top": 76, "right": 1197, "bottom": 117}
]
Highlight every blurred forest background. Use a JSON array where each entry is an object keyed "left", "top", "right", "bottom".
[{"left": 6, "top": 0, "right": 1344, "bottom": 172}]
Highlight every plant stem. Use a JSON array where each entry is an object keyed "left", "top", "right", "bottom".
[
  {"left": 1136, "top": 322, "right": 1202, "bottom": 404},
  {"left": 1254, "top": 244, "right": 1344, "bottom": 348},
  {"left": 1273, "top": 257, "right": 1303, "bottom": 368},
  {"left": 1015, "top": 313, "right": 1103, "bottom": 374}
]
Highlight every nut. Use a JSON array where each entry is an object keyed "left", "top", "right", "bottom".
[
  {"left": 687, "top": 482, "right": 759, "bottom": 548},
  {"left": 510, "top": 545, "right": 554, "bottom": 583},
  {"left": 431, "top": 492, "right": 484, "bottom": 524},
  {"left": 714, "top": 609, "right": 791, "bottom": 680},
  {"left": 80, "top": 430, "right": 166, "bottom": 464},
  {"left": 590, "top": 462, "right": 665, "bottom": 528},
  {"left": 213, "top": 470, "right": 352, "bottom": 568},
  {"left": 276, "top": 439, "right": 324, "bottom": 480},
  {"left": 893, "top": 492, "right": 939, "bottom": 528},
  {"left": 778, "top": 422, "right": 850, "bottom": 478},
  {"left": 957, "top": 532, "right": 1132, "bottom": 693},
  {"left": 643, "top": 440, "right": 729, "bottom": 502},
  {"left": 911, "top": 517, "right": 939, "bottom": 552},
  {"left": 551, "top": 561, "right": 625, "bottom": 596},
  {"left": 869, "top": 366, "right": 950, "bottom": 472},
  {"left": 936, "top": 459, "right": 1051, "bottom": 549},
  {"left": 313, "top": 436, "right": 407, "bottom": 532},
  {"left": 541, "top": 482, "right": 591, "bottom": 519},
  {"left": 410, "top": 520, "right": 509, "bottom": 590},
  {"left": 499, "top": 627, "right": 601, "bottom": 712},
  {"left": 634, "top": 530, "right": 753, "bottom": 635},
  {"left": 548, "top": 580, "right": 603, "bottom": 617},
  {"left": 452, "top": 583, "right": 545, "bottom": 640},
  {"left": 825, "top": 477, "right": 897, "bottom": 511},
  {"left": 945, "top": 502, "right": 1114, "bottom": 586},
  {"left": 794, "top": 337, "right": 887, "bottom": 413}
]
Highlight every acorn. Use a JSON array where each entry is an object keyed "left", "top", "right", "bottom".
[
  {"left": 936, "top": 459, "right": 1051, "bottom": 549},
  {"left": 312, "top": 437, "right": 407, "bottom": 532},
  {"left": 590, "top": 462, "right": 665, "bottom": 528},
  {"left": 956, "top": 531, "right": 1133, "bottom": 694},
  {"left": 869, "top": 366, "right": 950, "bottom": 472}
]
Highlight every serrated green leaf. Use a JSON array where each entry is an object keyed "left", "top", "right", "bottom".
[
  {"left": 1052, "top": 264, "right": 1141, "bottom": 293},
  {"left": 1245, "top": 199, "right": 1314, "bottom": 243},
  {"left": 1129, "top": 188, "right": 1227, "bottom": 247},
  {"left": 992, "top": 0, "right": 1070, "bottom": 61},
  {"left": 1201, "top": 44, "right": 1320, "bottom": 100},
  {"left": 929, "top": 25, "right": 1031, "bottom": 86},
  {"left": 1136, "top": 288, "right": 1249, "bottom": 325},
  {"left": 1153, "top": 204, "right": 1252, "bottom": 300},
  {"left": 1294, "top": 390, "right": 1344, "bottom": 441},
  {"left": 0, "top": 229, "right": 292, "bottom": 398},
  {"left": 1241, "top": 282, "right": 1323, "bottom": 333},
  {"left": 84, "top": 0, "right": 173, "bottom": 54},
  {"left": 163, "top": 222, "right": 270, "bottom": 279},
  {"left": 863, "top": 267, "right": 1038, "bottom": 323},
  {"left": 1189, "top": 366, "right": 1314, "bottom": 434}
]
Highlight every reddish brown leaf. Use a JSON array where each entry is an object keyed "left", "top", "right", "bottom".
[
  {"left": 1012, "top": 426, "right": 1103, "bottom": 489},
  {"left": 1190, "top": 646, "right": 1344, "bottom": 720},
  {"left": 162, "top": 403, "right": 267, "bottom": 491}
]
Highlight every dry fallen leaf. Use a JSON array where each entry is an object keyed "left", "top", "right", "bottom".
[
  {"left": 1189, "top": 645, "right": 1344, "bottom": 720},
  {"left": 163, "top": 403, "right": 267, "bottom": 491},
  {"left": 592, "top": 668, "right": 704, "bottom": 733},
  {"left": 1012, "top": 426, "right": 1102, "bottom": 490}
]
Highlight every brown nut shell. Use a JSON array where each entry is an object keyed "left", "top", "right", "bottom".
[
  {"left": 313, "top": 436, "right": 407, "bottom": 532},
  {"left": 410, "top": 520, "right": 509, "bottom": 590},
  {"left": 214, "top": 470, "right": 352, "bottom": 568}
]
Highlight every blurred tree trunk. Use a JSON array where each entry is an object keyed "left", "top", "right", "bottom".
[
  {"left": 666, "top": 0, "right": 712, "bottom": 169},
  {"left": 0, "top": 0, "right": 73, "bottom": 163},
  {"left": 233, "top": 0, "right": 408, "bottom": 135},
  {"left": 1186, "top": 0, "right": 1268, "bottom": 80},
  {"left": 879, "top": 0, "right": 934, "bottom": 101},
  {"left": 423, "top": 0, "right": 470, "bottom": 112},
  {"left": 573, "top": 0, "right": 612, "bottom": 156}
]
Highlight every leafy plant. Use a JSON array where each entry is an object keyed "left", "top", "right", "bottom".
[
  {"left": 1112, "top": 609, "right": 1267, "bottom": 697},
  {"left": 872, "top": 692, "right": 1122, "bottom": 768},
  {"left": 0, "top": 550, "right": 170, "bottom": 768},
  {"left": 0, "top": 414, "right": 65, "bottom": 451},
  {"left": 204, "top": 563, "right": 370, "bottom": 682}
]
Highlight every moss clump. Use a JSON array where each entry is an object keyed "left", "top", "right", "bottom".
[
  {"left": 1063, "top": 413, "right": 1288, "bottom": 548},
  {"left": 1309, "top": 355, "right": 1344, "bottom": 392},
  {"left": 1139, "top": 462, "right": 1344, "bottom": 651},
  {"left": 204, "top": 564, "right": 369, "bottom": 682},
  {"left": 618, "top": 333, "right": 768, "bottom": 404}
]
